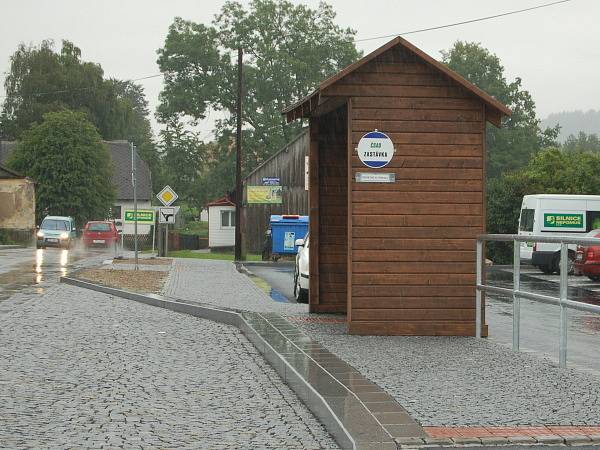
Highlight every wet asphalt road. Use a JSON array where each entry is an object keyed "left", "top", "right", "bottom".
[
  {"left": 246, "top": 261, "right": 600, "bottom": 373},
  {"left": 244, "top": 261, "right": 297, "bottom": 303},
  {"left": 0, "top": 244, "right": 115, "bottom": 304},
  {"left": 487, "top": 266, "right": 600, "bottom": 373}
]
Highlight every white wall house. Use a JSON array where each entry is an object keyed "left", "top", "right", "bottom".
[
  {"left": 207, "top": 196, "right": 236, "bottom": 248},
  {"left": 114, "top": 200, "right": 153, "bottom": 235}
]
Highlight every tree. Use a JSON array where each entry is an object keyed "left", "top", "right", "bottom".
[
  {"left": 156, "top": 0, "right": 360, "bottom": 183},
  {"left": 159, "top": 122, "right": 209, "bottom": 209},
  {"left": 487, "top": 148, "right": 600, "bottom": 262},
  {"left": 562, "top": 132, "right": 600, "bottom": 153},
  {"left": 107, "top": 79, "right": 161, "bottom": 189},
  {"left": 7, "top": 110, "right": 115, "bottom": 225},
  {"left": 441, "top": 42, "right": 559, "bottom": 179},
  {"left": 0, "top": 40, "right": 160, "bottom": 188}
]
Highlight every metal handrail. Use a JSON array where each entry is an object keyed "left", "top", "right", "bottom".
[{"left": 476, "top": 234, "right": 600, "bottom": 368}]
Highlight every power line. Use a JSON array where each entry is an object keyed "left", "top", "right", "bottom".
[
  {"left": 0, "top": 0, "right": 575, "bottom": 99},
  {"left": 354, "top": 0, "right": 574, "bottom": 42},
  {"left": 0, "top": 73, "right": 164, "bottom": 99}
]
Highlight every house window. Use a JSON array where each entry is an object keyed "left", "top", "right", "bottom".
[
  {"left": 221, "top": 210, "right": 235, "bottom": 228},
  {"left": 110, "top": 205, "right": 122, "bottom": 219}
]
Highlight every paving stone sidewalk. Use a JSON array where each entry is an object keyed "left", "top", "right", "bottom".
[
  {"left": 0, "top": 283, "right": 338, "bottom": 449},
  {"left": 164, "top": 258, "right": 600, "bottom": 430},
  {"left": 163, "top": 258, "right": 309, "bottom": 315}
]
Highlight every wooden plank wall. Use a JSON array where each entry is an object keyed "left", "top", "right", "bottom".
[
  {"left": 323, "top": 46, "right": 484, "bottom": 335},
  {"left": 243, "top": 130, "right": 309, "bottom": 254},
  {"left": 310, "top": 106, "right": 348, "bottom": 313}
]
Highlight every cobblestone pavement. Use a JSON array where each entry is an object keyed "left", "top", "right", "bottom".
[
  {"left": 296, "top": 320, "right": 600, "bottom": 427},
  {"left": 163, "top": 258, "right": 310, "bottom": 315},
  {"left": 155, "top": 258, "right": 600, "bottom": 428},
  {"left": 0, "top": 283, "right": 338, "bottom": 449}
]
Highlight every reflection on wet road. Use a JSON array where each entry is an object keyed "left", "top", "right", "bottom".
[
  {"left": 487, "top": 267, "right": 600, "bottom": 373},
  {"left": 244, "top": 262, "right": 297, "bottom": 303},
  {"left": 0, "top": 245, "right": 112, "bottom": 303}
]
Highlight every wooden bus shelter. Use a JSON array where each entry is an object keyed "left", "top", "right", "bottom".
[{"left": 283, "top": 37, "right": 511, "bottom": 336}]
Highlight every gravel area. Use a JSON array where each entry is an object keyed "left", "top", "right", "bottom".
[
  {"left": 163, "top": 258, "right": 310, "bottom": 315},
  {"left": 77, "top": 268, "right": 168, "bottom": 293},
  {"left": 296, "top": 320, "right": 600, "bottom": 427},
  {"left": 0, "top": 283, "right": 338, "bottom": 449}
]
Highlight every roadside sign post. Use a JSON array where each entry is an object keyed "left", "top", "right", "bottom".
[
  {"left": 156, "top": 186, "right": 179, "bottom": 257},
  {"left": 151, "top": 216, "right": 156, "bottom": 255},
  {"left": 131, "top": 143, "right": 138, "bottom": 270}
]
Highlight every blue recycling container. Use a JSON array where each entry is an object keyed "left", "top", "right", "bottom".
[{"left": 269, "top": 215, "right": 309, "bottom": 254}]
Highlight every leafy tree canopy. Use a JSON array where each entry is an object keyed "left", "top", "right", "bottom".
[
  {"left": 0, "top": 40, "right": 160, "bottom": 187},
  {"left": 442, "top": 41, "right": 559, "bottom": 179},
  {"left": 159, "top": 121, "right": 213, "bottom": 208},
  {"left": 562, "top": 131, "right": 600, "bottom": 153},
  {"left": 156, "top": 0, "right": 360, "bottom": 179},
  {"left": 7, "top": 110, "right": 115, "bottom": 225}
]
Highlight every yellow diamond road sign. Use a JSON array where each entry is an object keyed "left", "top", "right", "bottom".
[{"left": 157, "top": 185, "right": 178, "bottom": 207}]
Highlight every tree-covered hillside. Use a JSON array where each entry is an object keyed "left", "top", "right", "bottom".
[{"left": 542, "top": 109, "right": 600, "bottom": 142}]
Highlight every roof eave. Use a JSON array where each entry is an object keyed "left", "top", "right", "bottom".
[{"left": 281, "top": 36, "right": 511, "bottom": 125}]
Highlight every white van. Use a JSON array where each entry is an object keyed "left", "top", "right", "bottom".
[{"left": 518, "top": 194, "right": 600, "bottom": 274}]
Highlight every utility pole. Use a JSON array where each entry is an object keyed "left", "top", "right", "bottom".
[
  {"left": 234, "top": 47, "right": 243, "bottom": 261},
  {"left": 131, "top": 142, "right": 139, "bottom": 270}
]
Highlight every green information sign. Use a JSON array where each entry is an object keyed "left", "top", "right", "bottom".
[
  {"left": 543, "top": 213, "right": 584, "bottom": 229},
  {"left": 124, "top": 210, "right": 155, "bottom": 223}
]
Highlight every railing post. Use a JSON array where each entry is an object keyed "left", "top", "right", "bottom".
[
  {"left": 475, "top": 239, "right": 483, "bottom": 338},
  {"left": 513, "top": 240, "right": 521, "bottom": 352},
  {"left": 559, "top": 242, "right": 568, "bottom": 368}
]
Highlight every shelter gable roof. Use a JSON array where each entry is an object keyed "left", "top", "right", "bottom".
[
  {"left": 283, "top": 36, "right": 511, "bottom": 124},
  {"left": 207, "top": 195, "right": 235, "bottom": 208}
]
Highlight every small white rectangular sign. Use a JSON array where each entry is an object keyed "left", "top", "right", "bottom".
[
  {"left": 305, "top": 156, "right": 309, "bottom": 191},
  {"left": 159, "top": 207, "right": 176, "bottom": 224},
  {"left": 355, "top": 172, "right": 395, "bottom": 183}
]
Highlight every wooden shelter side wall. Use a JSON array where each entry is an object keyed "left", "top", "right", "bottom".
[
  {"left": 243, "top": 131, "right": 309, "bottom": 254},
  {"left": 310, "top": 108, "right": 348, "bottom": 313},
  {"left": 328, "top": 49, "right": 485, "bottom": 335}
]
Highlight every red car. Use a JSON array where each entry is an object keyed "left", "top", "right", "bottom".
[
  {"left": 82, "top": 221, "right": 119, "bottom": 248},
  {"left": 574, "top": 229, "right": 600, "bottom": 281}
]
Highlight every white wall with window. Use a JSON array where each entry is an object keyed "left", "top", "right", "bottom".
[
  {"left": 113, "top": 200, "right": 153, "bottom": 235},
  {"left": 208, "top": 204, "right": 236, "bottom": 248}
]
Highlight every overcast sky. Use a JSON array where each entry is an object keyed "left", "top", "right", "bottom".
[{"left": 1, "top": 0, "right": 598, "bottom": 138}]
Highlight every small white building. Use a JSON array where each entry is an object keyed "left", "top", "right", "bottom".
[
  {"left": 199, "top": 208, "right": 208, "bottom": 222},
  {"left": 207, "top": 195, "right": 236, "bottom": 248}
]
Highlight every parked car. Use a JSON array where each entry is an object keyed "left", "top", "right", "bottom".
[
  {"left": 518, "top": 194, "right": 600, "bottom": 274},
  {"left": 293, "top": 233, "right": 309, "bottom": 303},
  {"left": 574, "top": 229, "right": 600, "bottom": 281},
  {"left": 36, "top": 216, "right": 77, "bottom": 249},
  {"left": 82, "top": 221, "right": 119, "bottom": 248}
]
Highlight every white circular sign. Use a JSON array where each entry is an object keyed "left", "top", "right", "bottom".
[{"left": 357, "top": 130, "right": 394, "bottom": 168}]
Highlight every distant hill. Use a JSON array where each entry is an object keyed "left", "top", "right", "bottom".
[{"left": 541, "top": 110, "right": 600, "bottom": 142}]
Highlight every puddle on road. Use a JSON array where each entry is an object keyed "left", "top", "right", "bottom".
[
  {"left": 0, "top": 247, "right": 109, "bottom": 304},
  {"left": 248, "top": 274, "right": 293, "bottom": 303}
]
